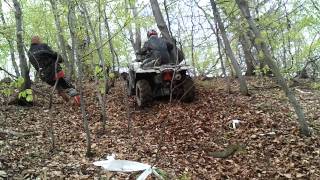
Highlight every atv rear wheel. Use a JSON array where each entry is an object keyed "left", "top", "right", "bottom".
[
  {"left": 136, "top": 80, "right": 152, "bottom": 107},
  {"left": 181, "top": 77, "right": 195, "bottom": 102}
]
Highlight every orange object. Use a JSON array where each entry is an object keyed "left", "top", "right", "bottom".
[{"left": 54, "top": 71, "right": 65, "bottom": 80}]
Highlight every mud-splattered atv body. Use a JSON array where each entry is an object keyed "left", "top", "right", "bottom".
[{"left": 127, "top": 62, "right": 195, "bottom": 107}]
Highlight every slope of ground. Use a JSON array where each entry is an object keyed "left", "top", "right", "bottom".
[{"left": 1, "top": 78, "right": 319, "bottom": 179}]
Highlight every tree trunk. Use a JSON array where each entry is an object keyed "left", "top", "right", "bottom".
[
  {"left": 82, "top": 2, "right": 108, "bottom": 132},
  {"left": 150, "top": 0, "right": 171, "bottom": 41},
  {"left": 104, "top": 10, "right": 118, "bottom": 72},
  {"left": 239, "top": 34, "right": 255, "bottom": 76},
  {"left": 68, "top": 1, "right": 92, "bottom": 155},
  {"left": 150, "top": 0, "right": 177, "bottom": 63},
  {"left": 246, "top": 30, "right": 271, "bottom": 76},
  {"left": 190, "top": 10, "right": 196, "bottom": 76},
  {"left": 210, "top": 0, "right": 249, "bottom": 95},
  {"left": 125, "top": 0, "right": 137, "bottom": 53},
  {"left": 0, "top": 1, "right": 20, "bottom": 77},
  {"left": 195, "top": 3, "right": 227, "bottom": 77},
  {"left": 129, "top": 0, "right": 142, "bottom": 52},
  {"left": 236, "top": 0, "right": 311, "bottom": 136},
  {"left": 12, "top": 0, "right": 31, "bottom": 92},
  {"left": 217, "top": 29, "right": 227, "bottom": 77},
  {"left": 49, "top": 0, "right": 70, "bottom": 79}
]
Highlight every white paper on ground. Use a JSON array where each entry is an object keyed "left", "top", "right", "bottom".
[
  {"left": 231, "top": 119, "right": 241, "bottom": 129},
  {"left": 93, "top": 154, "right": 163, "bottom": 180}
]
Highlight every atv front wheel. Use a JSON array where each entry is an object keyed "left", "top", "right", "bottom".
[
  {"left": 181, "top": 77, "right": 195, "bottom": 102},
  {"left": 136, "top": 80, "right": 152, "bottom": 107}
]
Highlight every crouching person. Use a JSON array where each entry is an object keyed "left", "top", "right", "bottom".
[{"left": 28, "top": 36, "right": 80, "bottom": 106}]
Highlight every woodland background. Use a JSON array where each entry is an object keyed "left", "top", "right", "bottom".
[{"left": 0, "top": 0, "right": 320, "bottom": 179}]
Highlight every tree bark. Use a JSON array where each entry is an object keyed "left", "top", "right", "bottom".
[
  {"left": 0, "top": 1, "right": 20, "bottom": 77},
  {"left": 104, "top": 10, "right": 119, "bottom": 72},
  {"left": 210, "top": 0, "right": 249, "bottom": 95},
  {"left": 12, "top": 0, "right": 31, "bottom": 92},
  {"left": 49, "top": 0, "right": 70, "bottom": 79},
  {"left": 239, "top": 34, "right": 255, "bottom": 76},
  {"left": 236, "top": 0, "right": 311, "bottom": 136},
  {"left": 190, "top": 9, "right": 196, "bottom": 76},
  {"left": 68, "top": 1, "right": 92, "bottom": 155},
  {"left": 150, "top": 0, "right": 177, "bottom": 63},
  {"left": 150, "top": 0, "right": 171, "bottom": 41},
  {"left": 82, "top": 2, "right": 108, "bottom": 132},
  {"left": 195, "top": 3, "right": 227, "bottom": 77},
  {"left": 129, "top": 0, "right": 142, "bottom": 52}
]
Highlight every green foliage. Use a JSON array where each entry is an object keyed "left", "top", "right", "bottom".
[
  {"left": 109, "top": 72, "right": 115, "bottom": 79},
  {"left": 311, "top": 82, "right": 320, "bottom": 90},
  {"left": 179, "top": 171, "right": 192, "bottom": 180},
  {"left": 99, "top": 83, "right": 105, "bottom": 94},
  {"left": 95, "top": 65, "right": 103, "bottom": 76},
  {"left": 154, "top": 168, "right": 169, "bottom": 179},
  {"left": 258, "top": 50, "right": 264, "bottom": 60},
  {"left": 0, "top": 77, "right": 32, "bottom": 102},
  {"left": 254, "top": 65, "right": 270, "bottom": 76},
  {"left": 11, "top": 77, "right": 24, "bottom": 89},
  {"left": 0, "top": 82, "right": 13, "bottom": 97},
  {"left": 194, "top": 48, "right": 217, "bottom": 76},
  {"left": 18, "top": 88, "right": 33, "bottom": 102}
]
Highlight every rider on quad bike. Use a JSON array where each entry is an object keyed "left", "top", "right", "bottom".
[
  {"left": 128, "top": 30, "right": 195, "bottom": 107},
  {"left": 136, "top": 29, "right": 173, "bottom": 67}
]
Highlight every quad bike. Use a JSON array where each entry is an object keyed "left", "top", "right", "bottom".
[{"left": 126, "top": 58, "right": 195, "bottom": 107}]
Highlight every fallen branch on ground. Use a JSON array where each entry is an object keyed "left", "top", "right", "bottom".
[
  {"left": 0, "top": 128, "right": 38, "bottom": 137},
  {"left": 208, "top": 144, "right": 245, "bottom": 158}
]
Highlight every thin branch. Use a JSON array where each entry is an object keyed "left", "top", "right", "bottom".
[
  {"left": 0, "top": 128, "right": 38, "bottom": 137},
  {"left": 79, "top": 4, "right": 148, "bottom": 60},
  {"left": 0, "top": 67, "right": 18, "bottom": 79}
]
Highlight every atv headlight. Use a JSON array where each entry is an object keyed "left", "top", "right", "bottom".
[{"left": 174, "top": 73, "right": 182, "bottom": 80}]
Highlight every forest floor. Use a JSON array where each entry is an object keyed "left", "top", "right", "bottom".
[{"left": 1, "top": 77, "right": 320, "bottom": 179}]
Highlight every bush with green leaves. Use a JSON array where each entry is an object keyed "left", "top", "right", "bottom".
[{"left": 0, "top": 77, "right": 33, "bottom": 102}]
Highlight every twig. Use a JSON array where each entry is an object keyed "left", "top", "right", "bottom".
[
  {"left": 0, "top": 128, "right": 38, "bottom": 137},
  {"left": 124, "top": 81, "right": 131, "bottom": 134},
  {"left": 47, "top": 55, "right": 60, "bottom": 151},
  {"left": 78, "top": 3, "right": 148, "bottom": 60},
  {"left": 0, "top": 67, "right": 18, "bottom": 79}
]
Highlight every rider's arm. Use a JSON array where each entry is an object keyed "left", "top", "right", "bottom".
[{"left": 136, "top": 41, "right": 151, "bottom": 55}]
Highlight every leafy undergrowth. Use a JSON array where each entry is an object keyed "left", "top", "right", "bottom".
[{"left": 1, "top": 78, "right": 320, "bottom": 179}]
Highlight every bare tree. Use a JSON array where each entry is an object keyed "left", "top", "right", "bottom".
[
  {"left": 81, "top": 2, "right": 108, "bottom": 132},
  {"left": 236, "top": 0, "right": 311, "bottom": 136},
  {"left": 210, "top": 0, "right": 249, "bottom": 95},
  {"left": 190, "top": 3, "right": 197, "bottom": 76},
  {"left": 150, "top": 0, "right": 178, "bottom": 62},
  {"left": 12, "top": 0, "right": 31, "bottom": 94},
  {"left": 49, "top": 0, "right": 70, "bottom": 79},
  {"left": 68, "top": 1, "right": 92, "bottom": 155},
  {"left": 104, "top": 8, "right": 119, "bottom": 72},
  {"left": 0, "top": 1, "right": 20, "bottom": 77},
  {"left": 195, "top": 3, "right": 227, "bottom": 78},
  {"left": 126, "top": 0, "right": 142, "bottom": 53},
  {"left": 239, "top": 33, "right": 255, "bottom": 76}
]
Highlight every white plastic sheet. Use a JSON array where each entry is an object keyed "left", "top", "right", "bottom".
[{"left": 93, "top": 154, "right": 163, "bottom": 180}]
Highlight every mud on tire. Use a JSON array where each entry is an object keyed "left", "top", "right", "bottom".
[
  {"left": 181, "top": 77, "right": 195, "bottom": 102},
  {"left": 136, "top": 80, "right": 152, "bottom": 107}
]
